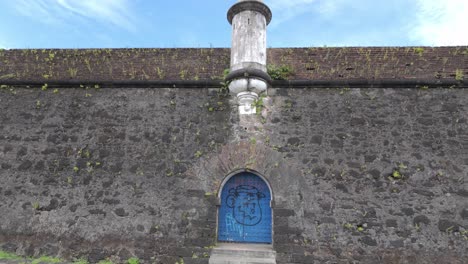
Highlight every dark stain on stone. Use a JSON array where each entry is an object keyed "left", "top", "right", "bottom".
[
  {"left": 413, "top": 215, "right": 431, "bottom": 226},
  {"left": 115, "top": 208, "right": 129, "bottom": 217},
  {"left": 18, "top": 160, "right": 32, "bottom": 171}
]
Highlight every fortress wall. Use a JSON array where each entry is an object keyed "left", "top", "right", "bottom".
[{"left": 0, "top": 87, "right": 466, "bottom": 263}]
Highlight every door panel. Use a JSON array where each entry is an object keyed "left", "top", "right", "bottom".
[{"left": 218, "top": 172, "right": 272, "bottom": 243}]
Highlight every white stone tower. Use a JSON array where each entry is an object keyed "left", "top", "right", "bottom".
[{"left": 225, "top": 0, "right": 272, "bottom": 115}]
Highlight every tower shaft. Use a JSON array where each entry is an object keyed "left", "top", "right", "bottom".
[{"left": 226, "top": 0, "right": 272, "bottom": 115}]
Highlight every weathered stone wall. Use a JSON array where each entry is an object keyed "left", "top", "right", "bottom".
[
  {"left": 261, "top": 88, "right": 468, "bottom": 264},
  {"left": 0, "top": 87, "right": 467, "bottom": 263}
]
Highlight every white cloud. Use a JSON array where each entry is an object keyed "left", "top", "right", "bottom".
[
  {"left": 268, "top": 0, "right": 317, "bottom": 8},
  {"left": 13, "top": 0, "right": 136, "bottom": 32},
  {"left": 267, "top": 0, "right": 347, "bottom": 27},
  {"left": 13, "top": 0, "right": 63, "bottom": 25},
  {"left": 267, "top": 0, "right": 317, "bottom": 27},
  {"left": 412, "top": 0, "right": 468, "bottom": 45}
]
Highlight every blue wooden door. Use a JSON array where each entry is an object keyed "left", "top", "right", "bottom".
[{"left": 218, "top": 172, "right": 272, "bottom": 243}]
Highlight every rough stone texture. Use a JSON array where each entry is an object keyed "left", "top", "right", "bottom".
[
  {"left": 1, "top": 47, "right": 467, "bottom": 83},
  {"left": 0, "top": 87, "right": 231, "bottom": 263},
  {"left": 0, "top": 87, "right": 467, "bottom": 263}
]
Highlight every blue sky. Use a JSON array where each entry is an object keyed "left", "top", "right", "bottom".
[{"left": 0, "top": 0, "right": 467, "bottom": 49}]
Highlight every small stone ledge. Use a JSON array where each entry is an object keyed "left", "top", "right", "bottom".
[
  {"left": 1, "top": 78, "right": 465, "bottom": 89},
  {"left": 209, "top": 243, "right": 276, "bottom": 264}
]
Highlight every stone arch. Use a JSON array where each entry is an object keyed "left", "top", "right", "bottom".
[
  {"left": 186, "top": 141, "right": 308, "bottom": 245},
  {"left": 218, "top": 169, "right": 274, "bottom": 202}
]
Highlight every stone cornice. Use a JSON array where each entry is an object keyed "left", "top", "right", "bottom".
[{"left": 227, "top": 1, "right": 272, "bottom": 25}]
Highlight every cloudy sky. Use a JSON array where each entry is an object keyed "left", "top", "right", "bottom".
[{"left": 0, "top": 0, "right": 467, "bottom": 49}]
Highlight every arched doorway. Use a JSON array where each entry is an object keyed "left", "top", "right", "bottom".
[{"left": 218, "top": 171, "right": 272, "bottom": 244}]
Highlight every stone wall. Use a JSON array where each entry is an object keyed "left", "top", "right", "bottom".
[{"left": 0, "top": 86, "right": 467, "bottom": 263}]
